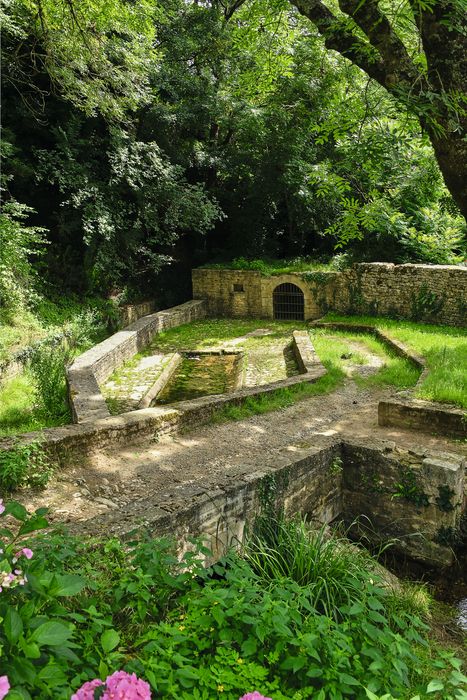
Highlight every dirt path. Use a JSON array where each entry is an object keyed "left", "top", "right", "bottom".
[{"left": 22, "top": 346, "right": 466, "bottom": 532}]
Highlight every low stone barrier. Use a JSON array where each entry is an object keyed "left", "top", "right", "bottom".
[
  {"left": 292, "top": 330, "right": 321, "bottom": 372},
  {"left": 138, "top": 353, "right": 182, "bottom": 409},
  {"left": 117, "top": 301, "right": 156, "bottom": 327},
  {"left": 67, "top": 300, "right": 207, "bottom": 423},
  {"left": 1, "top": 331, "right": 327, "bottom": 468},
  {"left": 74, "top": 436, "right": 465, "bottom": 567},
  {"left": 378, "top": 400, "right": 466, "bottom": 439}
]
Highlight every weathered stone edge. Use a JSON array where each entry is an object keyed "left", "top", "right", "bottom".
[
  {"left": 0, "top": 334, "right": 327, "bottom": 466},
  {"left": 138, "top": 353, "right": 182, "bottom": 409},
  {"left": 74, "top": 435, "right": 465, "bottom": 568},
  {"left": 66, "top": 300, "right": 207, "bottom": 424}
]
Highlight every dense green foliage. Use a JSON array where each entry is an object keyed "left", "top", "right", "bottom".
[
  {"left": 1, "top": 0, "right": 465, "bottom": 314},
  {"left": 1, "top": 503, "right": 466, "bottom": 699}
]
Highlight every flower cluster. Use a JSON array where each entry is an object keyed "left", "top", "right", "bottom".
[
  {"left": 0, "top": 546, "right": 32, "bottom": 593},
  {"left": 71, "top": 671, "right": 152, "bottom": 699},
  {"left": 0, "top": 500, "right": 34, "bottom": 594},
  {"left": 239, "top": 693, "right": 272, "bottom": 700},
  {"left": 0, "top": 676, "right": 10, "bottom": 700}
]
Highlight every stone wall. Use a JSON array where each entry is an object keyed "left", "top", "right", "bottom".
[
  {"left": 75, "top": 436, "right": 465, "bottom": 567},
  {"left": 117, "top": 300, "right": 156, "bottom": 327},
  {"left": 193, "top": 263, "right": 467, "bottom": 326},
  {"left": 67, "top": 300, "right": 206, "bottom": 423},
  {"left": 342, "top": 440, "right": 465, "bottom": 566}
]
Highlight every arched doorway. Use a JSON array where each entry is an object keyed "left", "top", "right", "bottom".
[{"left": 273, "top": 283, "right": 305, "bottom": 320}]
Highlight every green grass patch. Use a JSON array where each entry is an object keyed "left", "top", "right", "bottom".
[
  {"left": 322, "top": 314, "right": 467, "bottom": 407},
  {"left": 200, "top": 256, "right": 338, "bottom": 275},
  {"left": 212, "top": 360, "right": 345, "bottom": 422},
  {"left": 313, "top": 327, "right": 420, "bottom": 390},
  {"left": 0, "top": 371, "right": 70, "bottom": 438}
]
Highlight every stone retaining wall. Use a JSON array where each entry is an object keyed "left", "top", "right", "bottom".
[
  {"left": 193, "top": 263, "right": 467, "bottom": 326},
  {"left": 67, "top": 300, "right": 206, "bottom": 423},
  {"left": 342, "top": 439, "right": 465, "bottom": 566},
  {"left": 75, "top": 437, "right": 465, "bottom": 567}
]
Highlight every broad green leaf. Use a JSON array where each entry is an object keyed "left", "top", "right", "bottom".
[
  {"left": 426, "top": 680, "right": 444, "bottom": 693},
  {"left": 101, "top": 628, "right": 120, "bottom": 653},
  {"left": 5, "top": 606, "right": 23, "bottom": 644},
  {"left": 30, "top": 621, "right": 73, "bottom": 646},
  {"left": 49, "top": 574, "right": 85, "bottom": 597}
]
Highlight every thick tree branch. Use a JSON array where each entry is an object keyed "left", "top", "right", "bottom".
[
  {"left": 337, "top": 0, "right": 418, "bottom": 87},
  {"left": 291, "top": 0, "right": 389, "bottom": 86}
]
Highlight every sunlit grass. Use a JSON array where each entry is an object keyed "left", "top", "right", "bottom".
[
  {"left": 322, "top": 314, "right": 467, "bottom": 407},
  {"left": 212, "top": 360, "right": 345, "bottom": 422},
  {"left": 0, "top": 372, "right": 71, "bottom": 437},
  {"left": 313, "top": 328, "right": 420, "bottom": 390}
]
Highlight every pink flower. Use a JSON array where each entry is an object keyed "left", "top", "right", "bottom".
[
  {"left": 71, "top": 678, "right": 104, "bottom": 700},
  {"left": 18, "top": 548, "right": 33, "bottom": 560},
  {"left": 0, "top": 500, "right": 5, "bottom": 515},
  {"left": 0, "top": 675, "right": 10, "bottom": 700},
  {"left": 239, "top": 694, "right": 272, "bottom": 700},
  {"left": 103, "top": 671, "right": 151, "bottom": 699},
  {"left": 72, "top": 672, "right": 151, "bottom": 700}
]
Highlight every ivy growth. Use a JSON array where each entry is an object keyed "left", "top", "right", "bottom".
[
  {"left": 435, "top": 485, "right": 456, "bottom": 512},
  {"left": 392, "top": 467, "right": 429, "bottom": 508},
  {"left": 410, "top": 285, "right": 445, "bottom": 321}
]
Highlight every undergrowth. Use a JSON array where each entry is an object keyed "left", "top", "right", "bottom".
[{"left": 1, "top": 503, "right": 465, "bottom": 699}]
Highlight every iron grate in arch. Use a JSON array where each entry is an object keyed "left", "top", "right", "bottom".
[{"left": 273, "top": 282, "right": 305, "bottom": 320}]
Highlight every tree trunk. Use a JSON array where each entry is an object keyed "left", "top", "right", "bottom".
[
  {"left": 421, "top": 0, "right": 467, "bottom": 219},
  {"left": 430, "top": 129, "right": 467, "bottom": 220}
]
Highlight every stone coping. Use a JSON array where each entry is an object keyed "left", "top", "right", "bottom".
[
  {"left": 74, "top": 435, "right": 465, "bottom": 568},
  {"left": 311, "top": 321, "right": 465, "bottom": 439},
  {"left": 66, "top": 300, "right": 206, "bottom": 424},
  {"left": 378, "top": 400, "right": 466, "bottom": 439},
  {"left": 0, "top": 331, "right": 326, "bottom": 467}
]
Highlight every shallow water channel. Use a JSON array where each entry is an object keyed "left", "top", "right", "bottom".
[{"left": 155, "top": 352, "right": 242, "bottom": 404}]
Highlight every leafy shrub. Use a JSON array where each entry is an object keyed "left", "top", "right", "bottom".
[
  {"left": 28, "top": 344, "right": 72, "bottom": 422},
  {"left": 0, "top": 440, "right": 52, "bottom": 491},
  {"left": 1, "top": 502, "right": 466, "bottom": 699}
]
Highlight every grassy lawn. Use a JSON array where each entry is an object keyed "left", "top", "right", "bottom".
[
  {"left": 0, "top": 301, "right": 112, "bottom": 438},
  {"left": 322, "top": 314, "right": 467, "bottom": 408},
  {"left": 200, "top": 256, "right": 337, "bottom": 275}
]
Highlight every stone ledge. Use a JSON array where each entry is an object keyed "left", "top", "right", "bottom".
[
  {"left": 292, "top": 330, "right": 321, "bottom": 372},
  {"left": 73, "top": 436, "right": 465, "bottom": 567},
  {"left": 378, "top": 400, "right": 467, "bottom": 439},
  {"left": 138, "top": 353, "right": 182, "bottom": 409},
  {"left": 66, "top": 300, "right": 207, "bottom": 424}
]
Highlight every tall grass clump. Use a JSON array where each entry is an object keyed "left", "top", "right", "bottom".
[
  {"left": 243, "top": 515, "right": 376, "bottom": 618},
  {"left": 28, "top": 344, "right": 72, "bottom": 422}
]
